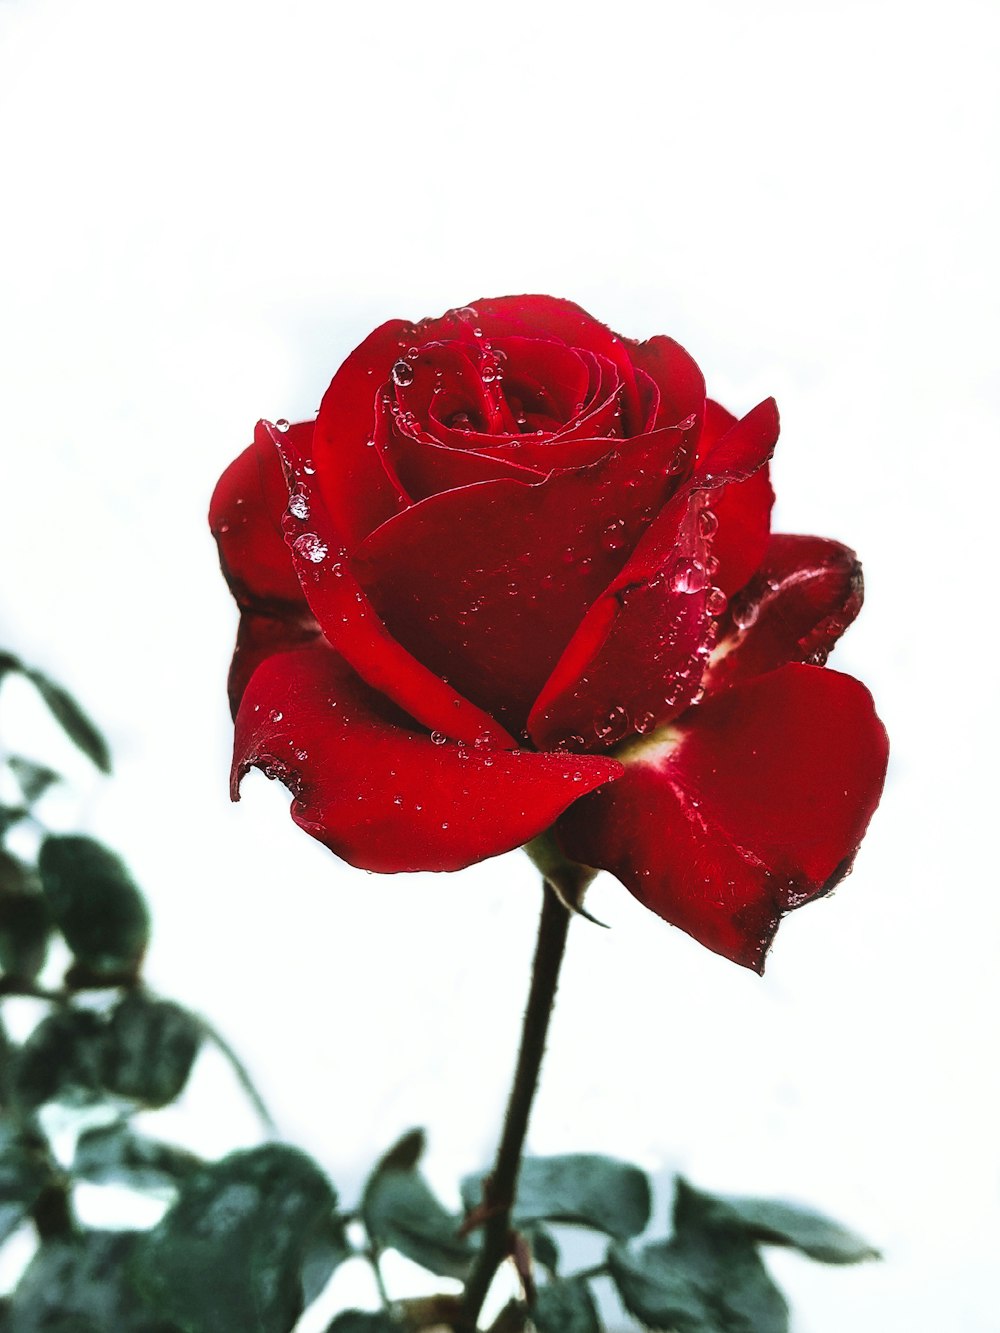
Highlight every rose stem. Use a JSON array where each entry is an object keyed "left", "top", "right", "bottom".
[{"left": 458, "top": 878, "right": 572, "bottom": 1331}]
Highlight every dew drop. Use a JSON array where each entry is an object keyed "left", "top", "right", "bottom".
[
  {"left": 635, "top": 711, "right": 656, "bottom": 735},
  {"left": 393, "top": 794, "right": 404, "bottom": 806},
  {"left": 288, "top": 489, "right": 310, "bottom": 520},
  {"left": 293, "top": 533, "right": 328, "bottom": 563},
  {"left": 430, "top": 731, "right": 448, "bottom": 746},
  {"left": 295, "top": 749, "right": 308, "bottom": 761},
  {"left": 275, "top": 418, "right": 290, "bottom": 433},
  {"left": 595, "top": 705, "right": 629, "bottom": 742},
  {"left": 302, "top": 462, "right": 316, "bottom": 475},
  {"left": 268, "top": 709, "right": 283, "bottom": 722},
  {"left": 732, "top": 594, "right": 760, "bottom": 630},
  {"left": 669, "top": 558, "right": 708, "bottom": 594},
  {"left": 698, "top": 507, "right": 719, "bottom": 537},
  {"left": 706, "top": 586, "right": 728, "bottom": 616},
  {"left": 392, "top": 359, "right": 414, "bottom": 387}
]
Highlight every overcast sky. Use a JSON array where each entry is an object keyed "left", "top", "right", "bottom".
[{"left": 1, "top": 2, "right": 998, "bottom": 1329}]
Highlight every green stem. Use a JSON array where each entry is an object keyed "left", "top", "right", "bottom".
[{"left": 459, "top": 880, "right": 572, "bottom": 1331}]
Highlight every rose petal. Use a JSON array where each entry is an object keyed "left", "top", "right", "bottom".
[
  {"left": 209, "top": 428, "right": 309, "bottom": 609},
  {"left": 469, "top": 295, "right": 644, "bottom": 431},
  {"left": 699, "top": 400, "right": 775, "bottom": 594},
  {"left": 528, "top": 486, "right": 717, "bottom": 750},
  {"left": 556, "top": 664, "right": 889, "bottom": 971},
  {"left": 708, "top": 534, "right": 864, "bottom": 690},
  {"left": 265, "top": 420, "right": 516, "bottom": 748},
  {"left": 226, "top": 610, "right": 322, "bottom": 718},
  {"left": 527, "top": 401, "right": 779, "bottom": 748},
  {"left": 629, "top": 334, "right": 706, "bottom": 430},
  {"left": 312, "top": 318, "right": 415, "bottom": 547},
  {"left": 232, "top": 645, "right": 623, "bottom": 874},
  {"left": 351, "top": 426, "right": 692, "bottom": 729}
]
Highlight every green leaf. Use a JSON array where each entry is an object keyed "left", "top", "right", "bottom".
[
  {"left": 39, "top": 835, "right": 149, "bottom": 978},
  {"left": 532, "top": 1276, "right": 602, "bottom": 1332},
  {"left": 0, "top": 1123, "right": 52, "bottom": 1244},
  {"left": 7, "top": 756, "right": 61, "bottom": 805},
  {"left": 24, "top": 668, "right": 111, "bottom": 774},
  {"left": 524, "top": 1222, "right": 559, "bottom": 1274},
  {"left": 5, "top": 1230, "right": 169, "bottom": 1332},
  {"left": 0, "top": 806, "right": 29, "bottom": 839},
  {"left": 103, "top": 993, "right": 202, "bottom": 1107},
  {"left": 13, "top": 1007, "right": 110, "bottom": 1109},
  {"left": 461, "top": 1155, "right": 651, "bottom": 1242},
  {"left": 325, "top": 1315, "right": 408, "bottom": 1332},
  {"left": 362, "top": 1130, "right": 474, "bottom": 1279},
  {"left": 609, "top": 1233, "right": 788, "bottom": 1333},
  {"left": 132, "top": 1144, "right": 348, "bottom": 1333},
  {"left": 74, "top": 1122, "right": 201, "bottom": 1193},
  {"left": 674, "top": 1177, "right": 880, "bottom": 1265},
  {"left": 0, "top": 851, "right": 50, "bottom": 979}
]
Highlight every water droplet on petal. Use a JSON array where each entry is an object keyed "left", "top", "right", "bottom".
[
  {"left": 293, "top": 533, "right": 328, "bottom": 563},
  {"left": 275, "top": 418, "right": 290, "bottom": 433},
  {"left": 288, "top": 489, "right": 310, "bottom": 520},
  {"left": 430, "top": 731, "right": 448, "bottom": 746},
  {"left": 295, "top": 749, "right": 308, "bottom": 761},
  {"left": 669, "top": 558, "right": 708, "bottom": 593},
  {"left": 635, "top": 711, "right": 656, "bottom": 734},
  {"left": 392, "top": 359, "right": 414, "bottom": 387},
  {"left": 698, "top": 507, "right": 719, "bottom": 537},
  {"left": 595, "top": 705, "right": 629, "bottom": 742},
  {"left": 393, "top": 794, "right": 404, "bottom": 806},
  {"left": 706, "top": 586, "right": 728, "bottom": 616},
  {"left": 268, "top": 709, "right": 283, "bottom": 722}
]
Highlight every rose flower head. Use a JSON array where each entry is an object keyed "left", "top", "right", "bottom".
[{"left": 210, "top": 296, "right": 888, "bottom": 972}]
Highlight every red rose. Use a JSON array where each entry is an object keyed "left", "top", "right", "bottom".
[{"left": 210, "top": 296, "right": 887, "bottom": 971}]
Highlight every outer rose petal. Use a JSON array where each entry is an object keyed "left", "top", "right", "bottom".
[
  {"left": 708, "top": 534, "right": 864, "bottom": 691},
  {"left": 312, "top": 318, "right": 414, "bottom": 547},
  {"left": 556, "top": 665, "right": 889, "bottom": 971},
  {"left": 699, "top": 401, "right": 774, "bottom": 595},
  {"left": 226, "top": 611, "right": 322, "bottom": 719},
  {"left": 209, "top": 429, "right": 309, "bottom": 609},
  {"left": 629, "top": 335, "right": 706, "bottom": 430},
  {"left": 528, "top": 400, "right": 779, "bottom": 749},
  {"left": 265, "top": 420, "right": 516, "bottom": 749},
  {"left": 232, "top": 646, "right": 623, "bottom": 874}
]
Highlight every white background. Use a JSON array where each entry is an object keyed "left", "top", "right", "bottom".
[{"left": 1, "top": 1, "right": 998, "bottom": 1329}]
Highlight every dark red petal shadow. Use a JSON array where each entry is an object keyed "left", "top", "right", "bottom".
[
  {"left": 264, "top": 420, "right": 516, "bottom": 749},
  {"left": 708, "top": 534, "right": 864, "bottom": 692},
  {"left": 556, "top": 664, "right": 888, "bottom": 971},
  {"left": 232, "top": 646, "right": 623, "bottom": 874},
  {"left": 226, "top": 611, "right": 322, "bottom": 719}
]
